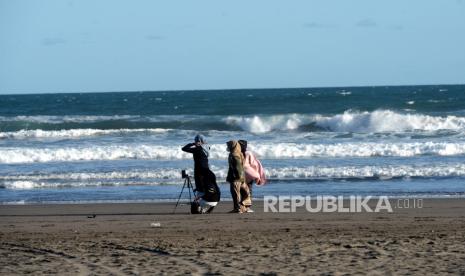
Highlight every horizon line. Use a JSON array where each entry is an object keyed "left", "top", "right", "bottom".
[{"left": 1, "top": 82, "right": 464, "bottom": 96}]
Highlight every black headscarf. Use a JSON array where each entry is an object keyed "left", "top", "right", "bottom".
[{"left": 238, "top": 140, "right": 247, "bottom": 154}]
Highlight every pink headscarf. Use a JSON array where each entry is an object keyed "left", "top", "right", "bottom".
[{"left": 243, "top": 151, "right": 266, "bottom": 185}]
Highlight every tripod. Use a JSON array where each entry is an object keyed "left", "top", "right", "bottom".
[{"left": 173, "top": 174, "right": 194, "bottom": 214}]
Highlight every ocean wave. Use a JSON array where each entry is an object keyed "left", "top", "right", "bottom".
[
  {"left": 225, "top": 114, "right": 309, "bottom": 133},
  {"left": 227, "top": 110, "right": 465, "bottom": 133},
  {"left": 1, "top": 141, "right": 465, "bottom": 164},
  {"left": 3, "top": 163, "right": 465, "bottom": 189},
  {"left": 2, "top": 110, "right": 465, "bottom": 134},
  {"left": 251, "top": 142, "right": 465, "bottom": 158},
  {"left": 0, "top": 128, "right": 170, "bottom": 139},
  {"left": 0, "top": 115, "right": 139, "bottom": 124},
  {"left": 313, "top": 110, "right": 465, "bottom": 133},
  {"left": 0, "top": 115, "right": 238, "bottom": 133}
]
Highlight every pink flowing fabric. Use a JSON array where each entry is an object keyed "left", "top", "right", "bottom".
[{"left": 243, "top": 151, "right": 266, "bottom": 185}]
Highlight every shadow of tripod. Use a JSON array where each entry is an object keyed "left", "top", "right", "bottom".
[{"left": 173, "top": 171, "right": 194, "bottom": 214}]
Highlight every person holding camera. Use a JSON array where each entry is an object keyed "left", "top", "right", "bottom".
[
  {"left": 182, "top": 134, "right": 220, "bottom": 213},
  {"left": 182, "top": 134, "right": 210, "bottom": 194}
]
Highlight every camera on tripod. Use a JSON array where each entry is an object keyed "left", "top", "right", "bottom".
[
  {"left": 174, "top": 169, "right": 198, "bottom": 214},
  {"left": 181, "top": 169, "right": 188, "bottom": 179}
]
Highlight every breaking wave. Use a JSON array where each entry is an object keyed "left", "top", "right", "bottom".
[
  {"left": 2, "top": 141, "right": 465, "bottom": 164},
  {"left": 1, "top": 110, "right": 465, "bottom": 134},
  {"left": 0, "top": 128, "right": 170, "bottom": 139},
  {"left": 3, "top": 163, "right": 465, "bottom": 189},
  {"left": 227, "top": 110, "right": 465, "bottom": 133},
  {"left": 313, "top": 110, "right": 465, "bottom": 133},
  {"left": 0, "top": 115, "right": 138, "bottom": 124}
]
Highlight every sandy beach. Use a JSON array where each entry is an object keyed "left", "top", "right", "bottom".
[
  {"left": 1, "top": 199, "right": 465, "bottom": 275},
  {"left": 3, "top": 0, "right": 465, "bottom": 275}
]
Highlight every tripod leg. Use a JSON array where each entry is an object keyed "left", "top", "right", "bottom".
[
  {"left": 187, "top": 176, "right": 193, "bottom": 202},
  {"left": 173, "top": 178, "right": 187, "bottom": 213},
  {"left": 187, "top": 176, "right": 200, "bottom": 214}
]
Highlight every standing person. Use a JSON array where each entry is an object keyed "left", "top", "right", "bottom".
[
  {"left": 182, "top": 134, "right": 220, "bottom": 213},
  {"left": 226, "top": 140, "right": 251, "bottom": 213},
  {"left": 182, "top": 134, "right": 211, "bottom": 194},
  {"left": 238, "top": 140, "right": 267, "bottom": 212}
]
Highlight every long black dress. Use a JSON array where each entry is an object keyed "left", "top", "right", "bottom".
[{"left": 181, "top": 143, "right": 220, "bottom": 202}]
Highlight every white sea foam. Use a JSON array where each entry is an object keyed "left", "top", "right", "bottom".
[
  {"left": 0, "top": 128, "right": 170, "bottom": 139},
  {"left": 314, "top": 110, "right": 465, "bottom": 133},
  {"left": 225, "top": 110, "right": 465, "bottom": 133},
  {"left": 266, "top": 164, "right": 465, "bottom": 179},
  {"left": 2, "top": 200, "right": 26, "bottom": 205},
  {"left": 0, "top": 115, "right": 139, "bottom": 124},
  {"left": 3, "top": 181, "right": 37, "bottom": 189},
  {"left": 0, "top": 115, "right": 211, "bottom": 125},
  {"left": 250, "top": 142, "right": 465, "bottom": 158},
  {"left": 2, "top": 110, "right": 465, "bottom": 135},
  {"left": 1, "top": 141, "right": 465, "bottom": 164},
  {"left": 225, "top": 114, "right": 305, "bottom": 133},
  {"left": 3, "top": 163, "right": 465, "bottom": 189}
]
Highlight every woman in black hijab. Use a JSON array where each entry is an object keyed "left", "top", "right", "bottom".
[{"left": 182, "top": 134, "right": 220, "bottom": 213}]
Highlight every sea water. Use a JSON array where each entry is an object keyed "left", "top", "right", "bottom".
[{"left": 1, "top": 85, "right": 465, "bottom": 204}]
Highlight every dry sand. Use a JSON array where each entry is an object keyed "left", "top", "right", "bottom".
[{"left": 1, "top": 199, "right": 465, "bottom": 275}]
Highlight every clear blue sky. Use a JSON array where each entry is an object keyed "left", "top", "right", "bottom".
[{"left": 1, "top": 0, "right": 465, "bottom": 94}]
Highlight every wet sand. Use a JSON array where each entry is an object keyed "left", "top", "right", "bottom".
[{"left": 1, "top": 199, "right": 465, "bottom": 275}]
